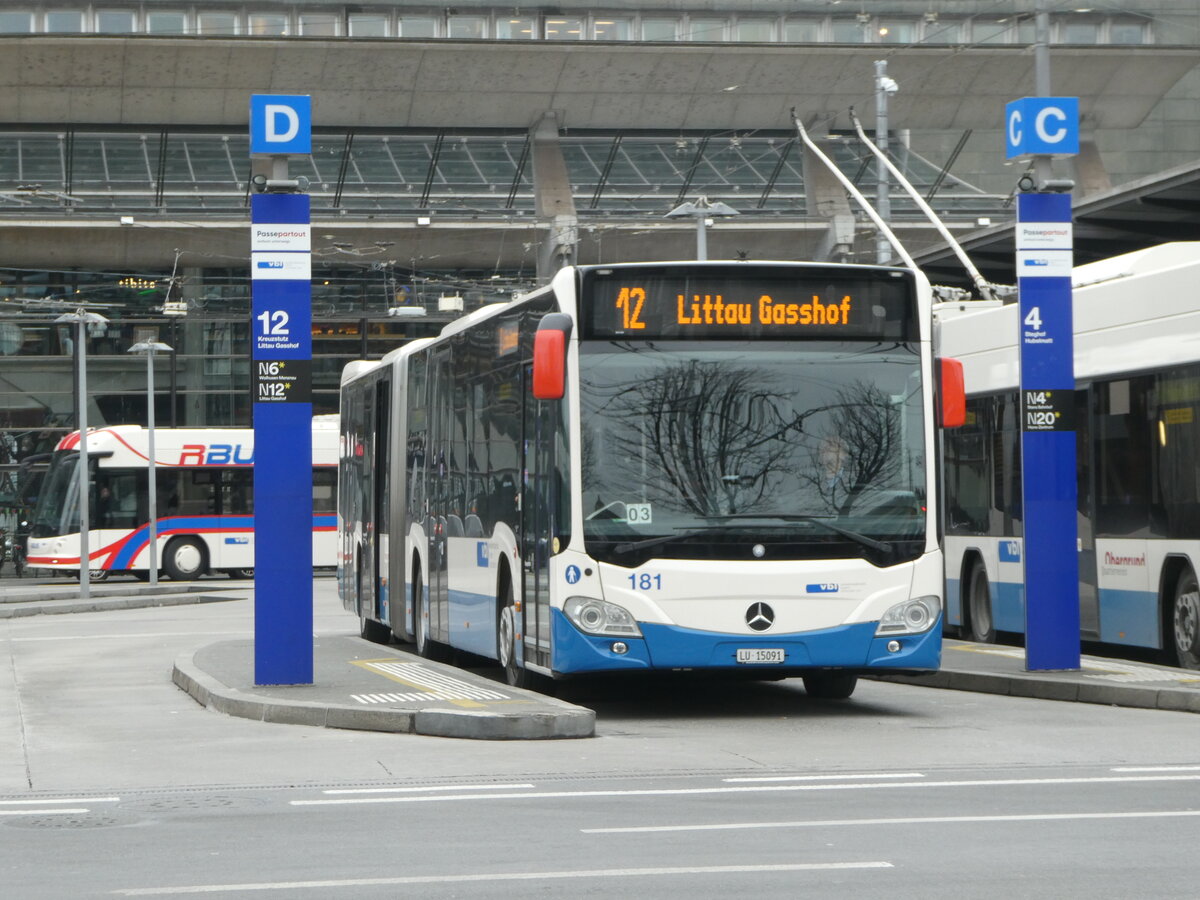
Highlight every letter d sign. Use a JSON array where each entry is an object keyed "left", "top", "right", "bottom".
[{"left": 250, "top": 94, "right": 312, "bottom": 156}]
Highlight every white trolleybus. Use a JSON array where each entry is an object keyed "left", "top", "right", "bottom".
[
  {"left": 27, "top": 416, "right": 338, "bottom": 580},
  {"left": 341, "top": 261, "right": 965, "bottom": 697},
  {"left": 939, "top": 242, "right": 1200, "bottom": 669}
]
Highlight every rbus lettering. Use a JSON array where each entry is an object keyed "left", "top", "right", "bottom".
[
  {"left": 233, "top": 444, "right": 254, "bottom": 464},
  {"left": 676, "top": 294, "right": 752, "bottom": 325},
  {"left": 758, "top": 294, "right": 851, "bottom": 326},
  {"left": 178, "top": 444, "right": 206, "bottom": 466}
]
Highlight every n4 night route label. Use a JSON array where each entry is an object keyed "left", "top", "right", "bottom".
[
  {"left": 253, "top": 359, "right": 311, "bottom": 403},
  {"left": 1022, "top": 389, "right": 1074, "bottom": 432}
]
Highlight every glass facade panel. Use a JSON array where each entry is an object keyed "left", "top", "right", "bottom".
[
  {"left": 95, "top": 10, "right": 135, "bottom": 33},
  {"left": 146, "top": 11, "right": 187, "bottom": 34},
  {"left": 830, "top": 19, "right": 868, "bottom": 42},
  {"left": 921, "top": 18, "right": 960, "bottom": 44},
  {"left": 735, "top": 19, "right": 772, "bottom": 42},
  {"left": 688, "top": 17, "right": 727, "bottom": 40},
  {"left": 592, "top": 17, "right": 631, "bottom": 41},
  {"left": 1062, "top": 22, "right": 1100, "bottom": 43},
  {"left": 45, "top": 10, "right": 85, "bottom": 32},
  {"left": 497, "top": 16, "right": 535, "bottom": 39},
  {"left": 784, "top": 19, "right": 821, "bottom": 42},
  {"left": 198, "top": 12, "right": 238, "bottom": 35},
  {"left": 0, "top": 11, "right": 32, "bottom": 33},
  {"left": 1110, "top": 22, "right": 1145, "bottom": 44},
  {"left": 544, "top": 17, "right": 583, "bottom": 39},
  {"left": 299, "top": 13, "right": 338, "bottom": 36},
  {"left": 447, "top": 15, "right": 485, "bottom": 39},
  {"left": 248, "top": 14, "right": 288, "bottom": 36},
  {"left": 879, "top": 20, "right": 915, "bottom": 43},
  {"left": 348, "top": 14, "right": 387, "bottom": 37},
  {"left": 641, "top": 18, "right": 676, "bottom": 41},
  {"left": 971, "top": 18, "right": 1011, "bottom": 43},
  {"left": 397, "top": 16, "right": 436, "bottom": 37}
]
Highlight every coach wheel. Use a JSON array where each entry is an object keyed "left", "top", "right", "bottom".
[
  {"left": 76, "top": 568, "right": 109, "bottom": 583},
  {"left": 802, "top": 673, "right": 858, "bottom": 700},
  {"left": 497, "top": 579, "right": 533, "bottom": 689},
  {"left": 163, "top": 537, "right": 207, "bottom": 581},
  {"left": 1170, "top": 567, "right": 1200, "bottom": 670},
  {"left": 412, "top": 568, "right": 445, "bottom": 661},
  {"left": 228, "top": 568, "right": 254, "bottom": 579},
  {"left": 966, "top": 559, "right": 996, "bottom": 644}
]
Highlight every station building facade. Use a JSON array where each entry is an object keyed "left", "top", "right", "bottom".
[{"left": 0, "top": 0, "right": 1198, "bottom": 510}]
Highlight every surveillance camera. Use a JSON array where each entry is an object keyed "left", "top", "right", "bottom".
[
  {"left": 250, "top": 174, "right": 268, "bottom": 192},
  {"left": 1016, "top": 174, "right": 1037, "bottom": 193}
]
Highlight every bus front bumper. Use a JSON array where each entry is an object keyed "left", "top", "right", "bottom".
[{"left": 550, "top": 609, "right": 942, "bottom": 676}]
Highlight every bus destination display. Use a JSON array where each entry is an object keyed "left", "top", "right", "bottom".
[{"left": 582, "top": 267, "right": 914, "bottom": 341}]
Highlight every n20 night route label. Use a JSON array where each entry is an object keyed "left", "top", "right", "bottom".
[
  {"left": 253, "top": 359, "right": 311, "bottom": 403},
  {"left": 1022, "top": 389, "right": 1074, "bottom": 432}
]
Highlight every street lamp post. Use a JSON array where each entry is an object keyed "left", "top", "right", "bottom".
[
  {"left": 55, "top": 308, "right": 108, "bottom": 600},
  {"left": 128, "top": 340, "right": 173, "bottom": 586},
  {"left": 665, "top": 196, "right": 739, "bottom": 261}
]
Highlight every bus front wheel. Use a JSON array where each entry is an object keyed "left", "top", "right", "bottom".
[
  {"left": 497, "top": 580, "right": 533, "bottom": 689},
  {"left": 802, "top": 673, "right": 858, "bottom": 699},
  {"left": 1170, "top": 567, "right": 1200, "bottom": 670},
  {"left": 163, "top": 537, "right": 207, "bottom": 581},
  {"left": 966, "top": 560, "right": 996, "bottom": 644}
]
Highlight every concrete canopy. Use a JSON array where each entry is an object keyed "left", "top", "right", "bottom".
[{"left": 0, "top": 36, "right": 1194, "bottom": 132}]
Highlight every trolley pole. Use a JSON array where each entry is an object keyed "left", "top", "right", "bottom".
[{"left": 1005, "top": 0, "right": 1081, "bottom": 671}]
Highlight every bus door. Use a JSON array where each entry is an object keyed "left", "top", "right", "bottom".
[
  {"left": 1077, "top": 387, "right": 1099, "bottom": 639},
  {"left": 357, "top": 380, "right": 381, "bottom": 625},
  {"left": 427, "top": 347, "right": 453, "bottom": 643},
  {"left": 372, "top": 378, "right": 392, "bottom": 624},
  {"left": 520, "top": 364, "right": 554, "bottom": 671}
]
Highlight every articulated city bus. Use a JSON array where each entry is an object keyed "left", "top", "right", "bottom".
[
  {"left": 341, "top": 261, "right": 964, "bottom": 697},
  {"left": 939, "top": 242, "right": 1200, "bottom": 669},
  {"left": 27, "top": 417, "right": 338, "bottom": 580}
]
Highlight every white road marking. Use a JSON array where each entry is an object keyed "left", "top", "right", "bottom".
[
  {"left": 1112, "top": 765, "right": 1200, "bottom": 772},
  {"left": 112, "top": 861, "right": 893, "bottom": 895},
  {"left": 584, "top": 809, "right": 1200, "bottom": 834},
  {"left": 357, "top": 661, "right": 509, "bottom": 702},
  {"left": 290, "top": 773, "right": 1200, "bottom": 807},
  {"left": 322, "top": 784, "right": 535, "bottom": 795},
  {"left": 0, "top": 797, "right": 119, "bottom": 805},
  {"left": 0, "top": 808, "right": 90, "bottom": 816},
  {"left": 724, "top": 773, "right": 925, "bottom": 783}
]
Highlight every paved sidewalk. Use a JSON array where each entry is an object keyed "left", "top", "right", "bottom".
[
  {"left": 876, "top": 639, "right": 1200, "bottom": 713},
  {"left": 0, "top": 578, "right": 243, "bottom": 617}
]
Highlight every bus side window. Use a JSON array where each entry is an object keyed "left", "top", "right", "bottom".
[{"left": 313, "top": 468, "right": 335, "bottom": 513}]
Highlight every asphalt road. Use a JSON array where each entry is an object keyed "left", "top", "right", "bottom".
[{"left": 2, "top": 580, "right": 1199, "bottom": 898}]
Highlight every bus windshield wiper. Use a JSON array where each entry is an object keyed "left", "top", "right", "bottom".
[
  {"left": 611, "top": 528, "right": 719, "bottom": 555},
  {"left": 706, "top": 512, "right": 893, "bottom": 554}
]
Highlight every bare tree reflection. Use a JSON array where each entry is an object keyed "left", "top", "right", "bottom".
[
  {"left": 805, "top": 380, "right": 903, "bottom": 513},
  {"left": 606, "top": 360, "right": 831, "bottom": 516}
]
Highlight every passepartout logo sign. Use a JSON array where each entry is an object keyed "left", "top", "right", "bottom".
[
  {"left": 251, "top": 225, "right": 311, "bottom": 252},
  {"left": 1017, "top": 223, "right": 1073, "bottom": 250}
]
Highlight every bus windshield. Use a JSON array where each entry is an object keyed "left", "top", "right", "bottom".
[
  {"left": 29, "top": 452, "right": 78, "bottom": 538},
  {"left": 579, "top": 341, "right": 926, "bottom": 566}
]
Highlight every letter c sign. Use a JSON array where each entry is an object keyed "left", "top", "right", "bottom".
[
  {"left": 1005, "top": 97, "right": 1079, "bottom": 159},
  {"left": 250, "top": 94, "right": 312, "bottom": 156}
]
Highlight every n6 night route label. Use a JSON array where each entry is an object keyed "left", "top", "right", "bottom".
[{"left": 253, "top": 359, "right": 311, "bottom": 403}]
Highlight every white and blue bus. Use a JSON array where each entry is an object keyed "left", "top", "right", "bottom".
[
  {"left": 340, "top": 261, "right": 964, "bottom": 697},
  {"left": 938, "top": 242, "right": 1200, "bottom": 669},
  {"left": 27, "top": 417, "right": 338, "bottom": 580}
]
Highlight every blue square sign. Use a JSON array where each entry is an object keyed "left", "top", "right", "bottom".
[
  {"left": 250, "top": 94, "right": 312, "bottom": 156},
  {"left": 1005, "top": 97, "right": 1079, "bottom": 159}
]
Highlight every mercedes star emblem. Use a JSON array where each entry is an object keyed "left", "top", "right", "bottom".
[{"left": 745, "top": 602, "right": 775, "bottom": 632}]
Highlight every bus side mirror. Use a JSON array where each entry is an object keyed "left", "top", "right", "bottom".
[
  {"left": 938, "top": 357, "right": 966, "bottom": 428},
  {"left": 532, "top": 313, "right": 573, "bottom": 400}
]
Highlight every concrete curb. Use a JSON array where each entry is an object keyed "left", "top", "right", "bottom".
[
  {"left": 172, "top": 649, "right": 596, "bottom": 741},
  {"left": 874, "top": 669, "right": 1200, "bottom": 713},
  {"left": 0, "top": 592, "right": 239, "bottom": 618},
  {"left": 0, "top": 582, "right": 228, "bottom": 605}
]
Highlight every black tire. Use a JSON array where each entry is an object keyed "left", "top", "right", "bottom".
[
  {"left": 802, "top": 673, "right": 858, "bottom": 699},
  {"left": 228, "top": 568, "right": 254, "bottom": 579},
  {"left": 162, "top": 537, "right": 207, "bottom": 581},
  {"left": 497, "top": 578, "right": 533, "bottom": 689},
  {"left": 966, "top": 559, "right": 996, "bottom": 644},
  {"left": 360, "top": 613, "right": 391, "bottom": 644},
  {"left": 75, "top": 568, "right": 109, "bottom": 583},
  {"left": 1170, "top": 567, "right": 1200, "bottom": 670}
]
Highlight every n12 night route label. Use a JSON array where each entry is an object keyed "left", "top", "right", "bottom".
[
  {"left": 253, "top": 359, "right": 311, "bottom": 404},
  {"left": 1022, "top": 389, "right": 1074, "bottom": 432}
]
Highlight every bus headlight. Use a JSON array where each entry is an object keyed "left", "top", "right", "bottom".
[
  {"left": 875, "top": 595, "right": 941, "bottom": 636},
  {"left": 565, "top": 597, "right": 642, "bottom": 637}
]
